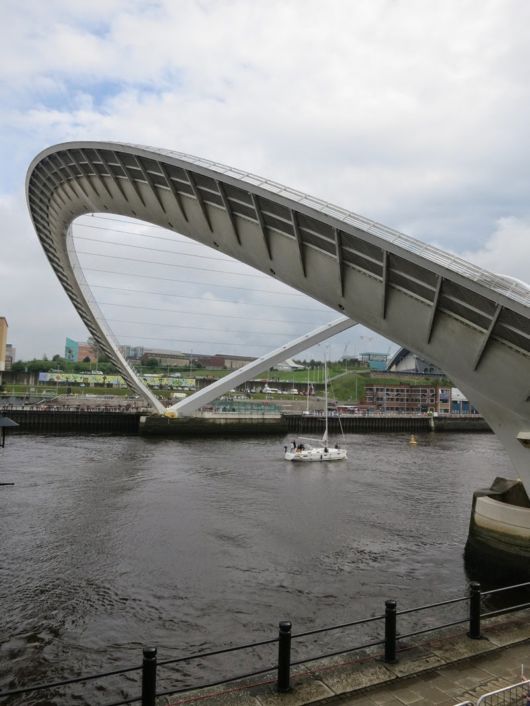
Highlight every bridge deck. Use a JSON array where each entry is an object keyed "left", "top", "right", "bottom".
[{"left": 27, "top": 142, "right": 530, "bottom": 477}]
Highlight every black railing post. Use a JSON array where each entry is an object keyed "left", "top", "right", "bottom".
[
  {"left": 468, "top": 581, "right": 482, "bottom": 639},
  {"left": 277, "top": 621, "right": 292, "bottom": 693},
  {"left": 384, "top": 599, "right": 397, "bottom": 663},
  {"left": 141, "top": 646, "right": 157, "bottom": 706}
]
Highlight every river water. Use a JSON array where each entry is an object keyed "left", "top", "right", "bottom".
[{"left": 0, "top": 432, "right": 512, "bottom": 703}]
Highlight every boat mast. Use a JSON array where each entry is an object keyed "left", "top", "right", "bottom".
[{"left": 323, "top": 353, "right": 329, "bottom": 446}]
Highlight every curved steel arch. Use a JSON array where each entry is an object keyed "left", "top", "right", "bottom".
[{"left": 27, "top": 142, "right": 530, "bottom": 480}]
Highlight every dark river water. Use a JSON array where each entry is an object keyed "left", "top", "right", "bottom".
[{"left": 0, "top": 432, "right": 513, "bottom": 703}]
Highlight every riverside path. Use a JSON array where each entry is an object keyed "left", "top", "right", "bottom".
[{"left": 156, "top": 609, "right": 530, "bottom": 706}]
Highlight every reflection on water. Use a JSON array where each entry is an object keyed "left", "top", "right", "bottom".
[{"left": 0, "top": 432, "right": 516, "bottom": 703}]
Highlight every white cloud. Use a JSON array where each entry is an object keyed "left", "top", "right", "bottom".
[
  {"left": 461, "top": 217, "right": 530, "bottom": 285},
  {"left": 0, "top": 193, "right": 86, "bottom": 358},
  {"left": 2, "top": 0, "right": 530, "bottom": 359}
]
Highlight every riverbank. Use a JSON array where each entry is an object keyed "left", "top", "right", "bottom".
[{"left": 0, "top": 407, "right": 490, "bottom": 435}]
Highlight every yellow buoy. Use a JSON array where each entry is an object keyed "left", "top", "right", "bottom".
[{"left": 409, "top": 434, "right": 417, "bottom": 445}]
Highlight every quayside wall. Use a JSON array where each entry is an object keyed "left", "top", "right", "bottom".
[
  {"left": 285, "top": 414, "right": 491, "bottom": 435},
  {"left": 2, "top": 408, "right": 141, "bottom": 434},
  {"left": 139, "top": 414, "right": 287, "bottom": 436},
  {"left": 1, "top": 409, "right": 491, "bottom": 436}
]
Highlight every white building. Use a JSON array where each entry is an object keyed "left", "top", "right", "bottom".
[
  {"left": 274, "top": 358, "right": 305, "bottom": 371},
  {"left": 387, "top": 347, "right": 444, "bottom": 375}
]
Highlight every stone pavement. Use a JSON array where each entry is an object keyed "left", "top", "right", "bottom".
[
  {"left": 321, "top": 639, "right": 529, "bottom": 705},
  {"left": 159, "top": 609, "right": 530, "bottom": 706}
]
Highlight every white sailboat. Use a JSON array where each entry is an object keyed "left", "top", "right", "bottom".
[{"left": 284, "top": 356, "right": 347, "bottom": 462}]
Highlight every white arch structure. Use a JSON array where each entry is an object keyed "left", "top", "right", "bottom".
[{"left": 26, "top": 142, "right": 530, "bottom": 482}]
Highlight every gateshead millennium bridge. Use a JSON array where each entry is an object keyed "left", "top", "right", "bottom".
[{"left": 26, "top": 142, "right": 530, "bottom": 488}]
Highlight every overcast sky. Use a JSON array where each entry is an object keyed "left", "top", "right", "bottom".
[{"left": 2, "top": 0, "right": 530, "bottom": 362}]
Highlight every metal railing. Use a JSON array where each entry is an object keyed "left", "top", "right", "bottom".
[
  {"left": 0, "top": 404, "right": 145, "bottom": 413},
  {"left": 1, "top": 580, "right": 528, "bottom": 706},
  {"left": 453, "top": 679, "right": 530, "bottom": 705},
  {"left": 477, "top": 679, "right": 530, "bottom": 705}
]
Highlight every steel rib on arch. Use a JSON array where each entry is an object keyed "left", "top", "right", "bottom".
[{"left": 26, "top": 142, "right": 530, "bottom": 407}]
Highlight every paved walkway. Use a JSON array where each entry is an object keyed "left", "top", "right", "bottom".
[
  {"left": 160, "top": 609, "right": 530, "bottom": 706},
  {"left": 327, "top": 639, "right": 529, "bottom": 705}
]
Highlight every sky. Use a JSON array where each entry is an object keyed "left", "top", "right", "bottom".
[{"left": 2, "top": 0, "right": 530, "bottom": 362}]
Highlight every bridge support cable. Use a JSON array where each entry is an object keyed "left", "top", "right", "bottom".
[
  {"left": 66, "top": 225, "right": 166, "bottom": 414},
  {"left": 166, "top": 316, "right": 357, "bottom": 417}
]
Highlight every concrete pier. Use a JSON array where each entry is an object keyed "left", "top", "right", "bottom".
[{"left": 466, "top": 478, "right": 530, "bottom": 575}]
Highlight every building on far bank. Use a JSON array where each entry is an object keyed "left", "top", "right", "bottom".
[
  {"left": 363, "top": 383, "right": 453, "bottom": 414},
  {"left": 219, "top": 353, "right": 255, "bottom": 370},
  {"left": 359, "top": 352, "right": 389, "bottom": 371},
  {"left": 140, "top": 349, "right": 255, "bottom": 370},
  {"left": 65, "top": 337, "right": 98, "bottom": 363},
  {"left": 0, "top": 317, "right": 7, "bottom": 372},
  {"left": 141, "top": 349, "right": 189, "bottom": 367},
  {"left": 119, "top": 345, "right": 145, "bottom": 360},
  {"left": 387, "top": 347, "right": 445, "bottom": 375},
  {"left": 273, "top": 358, "right": 306, "bottom": 371},
  {"left": 64, "top": 337, "right": 78, "bottom": 361},
  {"left": 5, "top": 344, "right": 15, "bottom": 370},
  {"left": 196, "top": 355, "right": 227, "bottom": 370},
  {"left": 451, "top": 387, "right": 479, "bottom": 414}
]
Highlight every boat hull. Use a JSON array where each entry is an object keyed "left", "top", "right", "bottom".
[{"left": 285, "top": 447, "right": 347, "bottom": 462}]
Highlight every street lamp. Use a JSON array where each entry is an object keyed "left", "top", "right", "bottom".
[
  {"left": 0, "top": 415, "right": 18, "bottom": 485},
  {"left": 0, "top": 415, "right": 18, "bottom": 448}
]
